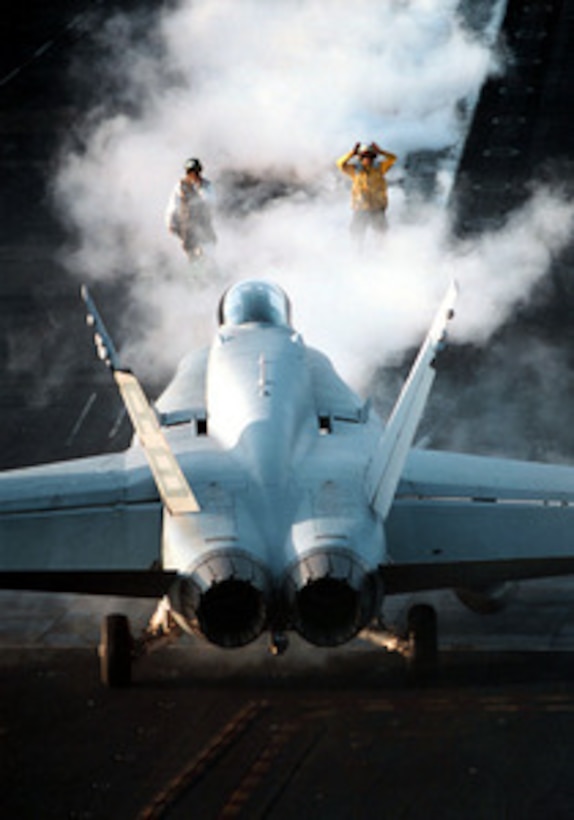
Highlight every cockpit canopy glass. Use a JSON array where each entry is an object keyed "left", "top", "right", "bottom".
[{"left": 218, "top": 281, "right": 292, "bottom": 328}]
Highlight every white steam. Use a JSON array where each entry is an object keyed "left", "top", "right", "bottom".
[
  {"left": 54, "top": 0, "right": 574, "bottom": 390},
  {"left": 449, "top": 188, "right": 574, "bottom": 343}
]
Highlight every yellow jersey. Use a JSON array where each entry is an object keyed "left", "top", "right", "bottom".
[{"left": 337, "top": 150, "right": 397, "bottom": 211}]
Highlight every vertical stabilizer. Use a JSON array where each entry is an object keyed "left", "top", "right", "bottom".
[
  {"left": 366, "top": 283, "right": 457, "bottom": 520},
  {"left": 81, "top": 287, "right": 200, "bottom": 515}
]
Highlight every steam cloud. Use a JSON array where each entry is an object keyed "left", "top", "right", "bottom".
[{"left": 54, "top": 0, "right": 574, "bottom": 391}]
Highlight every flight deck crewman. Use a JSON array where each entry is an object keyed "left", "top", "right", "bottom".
[
  {"left": 166, "top": 157, "right": 217, "bottom": 262},
  {"left": 337, "top": 141, "right": 397, "bottom": 244}
]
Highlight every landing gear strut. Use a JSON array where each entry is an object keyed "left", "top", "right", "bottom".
[{"left": 361, "top": 603, "right": 438, "bottom": 682}]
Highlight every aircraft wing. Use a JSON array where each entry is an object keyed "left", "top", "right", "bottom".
[
  {"left": 0, "top": 451, "right": 174, "bottom": 597},
  {"left": 0, "top": 288, "right": 207, "bottom": 599},
  {"left": 382, "top": 448, "right": 574, "bottom": 593}
]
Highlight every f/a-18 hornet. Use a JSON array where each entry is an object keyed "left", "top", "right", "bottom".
[{"left": 2, "top": 279, "right": 574, "bottom": 686}]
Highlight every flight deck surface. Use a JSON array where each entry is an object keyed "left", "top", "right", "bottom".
[{"left": 4, "top": 642, "right": 574, "bottom": 819}]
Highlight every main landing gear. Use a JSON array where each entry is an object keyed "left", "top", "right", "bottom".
[
  {"left": 98, "top": 603, "right": 439, "bottom": 687},
  {"left": 99, "top": 613, "right": 133, "bottom": 688},
  {"left": 362, "top": 603, "right": 438, "bottom": 681},
  {"left": 405, "top": 603, "right": 438, "bottom": 679},
  {"left": 98, "top": 598, "right": 183, "bottom": 688}
]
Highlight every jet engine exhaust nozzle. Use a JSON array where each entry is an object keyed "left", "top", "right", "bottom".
[
  {"left": 177, "top": 551, "right": 270, "bottom": 648},
  {"left": 284, "top": 550, "right": 380, "bottom": 647}
]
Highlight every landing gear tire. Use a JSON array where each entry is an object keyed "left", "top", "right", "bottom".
[
  {"left": 99, "top": 613, "right": 133, "bottom": 688},
  {"left": 405, "top": 604, "right": 438, "bottom": 682}
]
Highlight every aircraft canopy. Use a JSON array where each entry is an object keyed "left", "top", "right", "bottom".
[{"left": 218, "top": 280, "right": 292, "bottom": 328}]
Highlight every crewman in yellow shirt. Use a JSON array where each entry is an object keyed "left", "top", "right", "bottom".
[{"left": 337, "top": 141, "right": 397, "bottom": 245}]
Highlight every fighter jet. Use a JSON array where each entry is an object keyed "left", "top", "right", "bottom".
[{"left": 2, "top": 279, "right": 574, "bottom": 687}]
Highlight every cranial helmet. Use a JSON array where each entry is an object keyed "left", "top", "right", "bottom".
[
  {"left": 358, "top": 143, "right": 376, "bottom": 158},
  {"left": 185, "top": 157, "right": 203, "bottom": 174}
]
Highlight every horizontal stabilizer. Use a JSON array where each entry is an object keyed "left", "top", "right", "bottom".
[
  {"left": 0, "top": 570, "right": 176, "bottom": 598},
  {"left": 381, "top": 556, "right": 574, "bottom": 596},
  {"left": 367, "top": 282, "right": 457, "bottom": 520}
]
